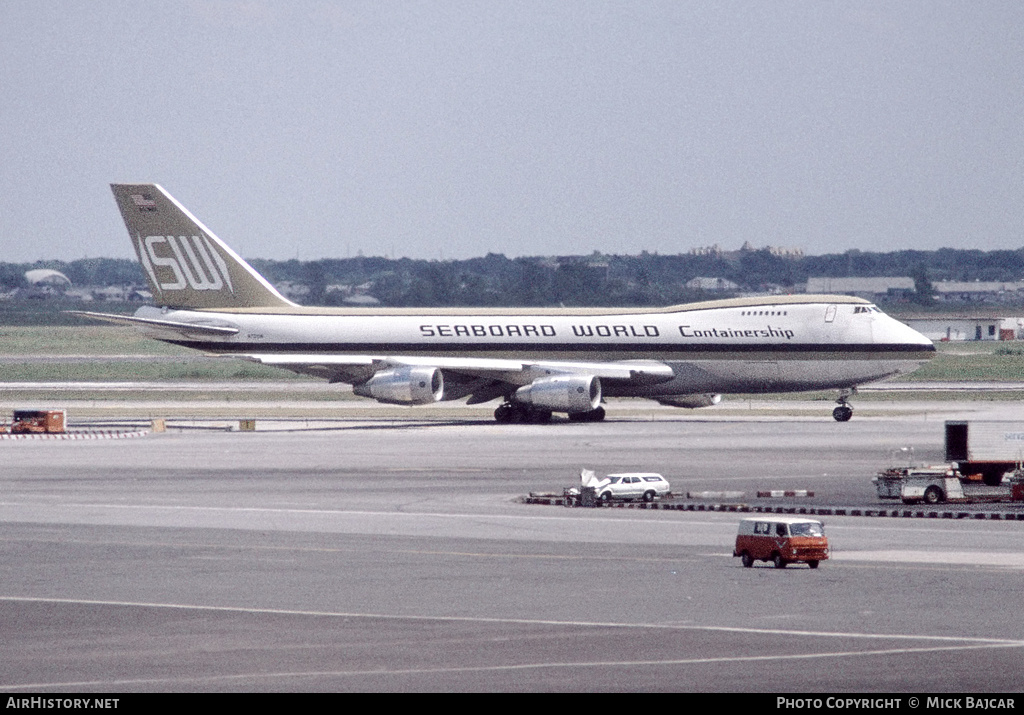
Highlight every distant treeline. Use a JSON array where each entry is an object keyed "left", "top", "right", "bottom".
[{"left": 5, "top": 246, "right": 1024, "bottom": 310}]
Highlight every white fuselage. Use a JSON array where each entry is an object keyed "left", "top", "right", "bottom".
[{"left": 132, "top": 297, "right": 934, "bottom": 398}]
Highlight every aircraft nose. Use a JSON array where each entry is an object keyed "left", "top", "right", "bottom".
[{"left": 880, "top": 314, "right": 935, "bottom": 350}]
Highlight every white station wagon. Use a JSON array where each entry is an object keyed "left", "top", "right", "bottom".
[{"left": 594, "top": 473, "right": 671, "bottom": 503}]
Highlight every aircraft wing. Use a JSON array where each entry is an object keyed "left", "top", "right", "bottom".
[
  {"left": 229, "top": 353, "right": 675, "bottom": 396},
  {"left": 379, "top": 356, "right": 674, "bottom": 384}
]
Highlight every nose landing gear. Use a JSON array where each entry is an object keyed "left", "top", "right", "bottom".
[{"left": 832, "top": 388, "right": 855, "bottom": 422}]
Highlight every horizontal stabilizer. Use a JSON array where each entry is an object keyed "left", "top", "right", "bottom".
[{"left": 68, "top": 310, "right": 240, "bottom": 336}]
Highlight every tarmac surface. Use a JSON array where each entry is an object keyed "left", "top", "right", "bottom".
[{"left": 1, "top": 399, "right": 1023, "bottom": 692}]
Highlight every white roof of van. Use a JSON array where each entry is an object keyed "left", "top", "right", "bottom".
[{"left": 739, "top": 516, "right": 823, "bottom": 525}]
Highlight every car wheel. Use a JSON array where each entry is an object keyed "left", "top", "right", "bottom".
[
  {"left": 600, "top": 491, "right": 612, "bottom": 504},
  {"left": 642, "top": 490, "right": 656, "bottom": 503},
  {"left": 741, "top": 552, "right": 754, "bottom": 568},
  {"left": 923, "top": 486, "right": 944, "bottom": 505},
  {"left": 807, "top": 560, "right": 819, "bottom": 569},
  {"left": 773, "top": 553, "right": 787, "bottom": 569}
]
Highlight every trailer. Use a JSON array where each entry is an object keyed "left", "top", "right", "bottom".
[
  {"left": 945, "top": 420, "right": 1024, "bottom": 486},
  {"left": 8, "top": 409, "right": 66, "bottom": 434},
  {"left": 874, "top": 465, "right": 1023, "bottom": 504}
]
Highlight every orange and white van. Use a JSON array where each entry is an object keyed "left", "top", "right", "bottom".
[{"left": 733, "top": 517, "right": 829, "bottom": 569}]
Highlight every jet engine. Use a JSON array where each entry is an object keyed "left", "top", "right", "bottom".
[
  {"left": 655, "top": 393, "right": 722, "bottom": 409},
  {"left": 514, "top": 375, "right": 601, "bottom": 413},
  {"left": 353, "top": 366, "right": 444, "bottom": 405}
]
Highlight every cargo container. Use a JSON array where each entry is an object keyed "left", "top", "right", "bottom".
[{"left": 945, "top": 420, "right": 1024, "bottom": 486}]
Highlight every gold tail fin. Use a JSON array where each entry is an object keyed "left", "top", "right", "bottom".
[{"left": 110, "top": 184, "right": 295, "bottom": 310}]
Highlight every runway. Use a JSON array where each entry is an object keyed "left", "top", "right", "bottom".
[{"left": 1, "top": 403, "right": 1023, "bottom": 692}]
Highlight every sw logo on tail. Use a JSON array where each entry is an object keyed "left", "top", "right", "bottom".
[{"left": 136, "top": 233, "right": 234, "bottom": 295}]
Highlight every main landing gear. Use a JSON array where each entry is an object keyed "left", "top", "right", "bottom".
[
  {"left": 832, "top": 388, "right": 855, "bottom": 422},
  {"left": 493, "top": 403, "right": 606, "bottom": 424},
  {"left": 568, "top": 406, "right": 606, "bottom": 423},
  {"left": 494, "top": 403, "right": 552, "bottom": 424}
]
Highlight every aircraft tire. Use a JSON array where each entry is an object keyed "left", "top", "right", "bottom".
[
  {"left": 569, "top": 406, "right": 606, "bottom": 423},
  {"left": 494, "top": 403, "right": 520, "bottom": 423},
  {"left": 527, "top": 409, "right": 553, "bottom": 424},
  {"left": 832, "top": 405, "right": 853, "bottom": 422}
]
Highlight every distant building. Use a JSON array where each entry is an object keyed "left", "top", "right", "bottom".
[
  {"left": 325, "top": 283, "right": 381, "bottom": 306},
  {"left": 276, "top": 281, "right": 310, "bottom": 300},
  {"left": 765, "top": 245, "right": 804, "bottom": 258},
  {"left": 806, "top": 277, "right": 915, "bottom": 300},
  {"left": 24, "top": 269, "right": 71, "bottom": 287},
  {"left": 932, "top": 280, "right": 1024, "bottom": 303},
  {"left": 341, "top": 294, "right": 381, "bottom": 306},
  {"left": 688, "top": 244, "right": 722, "bottom": 257},
  {"left": 685, "top": 277, "right": 740, "bottom": 292},
  {"left": 688, "top": 243, "right": 803, "bottom": 259},
  {"left": 19, "top": 268, "right": 71, "bottom": 299},
  {"left": 902, "top": 316, "right": 1017, "bottom": 342}
]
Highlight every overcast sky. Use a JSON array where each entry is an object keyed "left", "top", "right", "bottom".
[{"left": 2, "top": 1, "right": 1023, "bottom": 264}]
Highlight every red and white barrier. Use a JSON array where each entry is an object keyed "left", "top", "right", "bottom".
[{"left": 0, "top": 430, "right": 149, "bottom": 441}]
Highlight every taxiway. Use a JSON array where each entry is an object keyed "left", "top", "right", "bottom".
[{"left": 1, "top": 401, "right": 1022, "bottom": 692}]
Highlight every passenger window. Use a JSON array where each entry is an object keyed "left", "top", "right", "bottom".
[{"left": 776, "top": 524, "right": 788, "bottom": 537}]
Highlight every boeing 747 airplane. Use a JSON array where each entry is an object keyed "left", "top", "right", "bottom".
[{"left": 74, "top": 184, "right": 935, "bottom": 423}]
